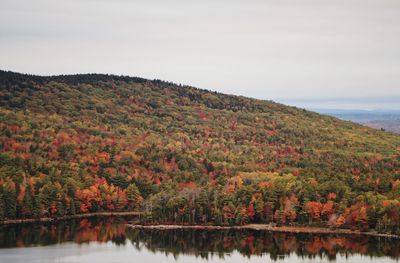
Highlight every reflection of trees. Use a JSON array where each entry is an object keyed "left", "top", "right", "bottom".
[
  {"left": 0, "top": 217, "right": 129, "bottom": 248},
  {"left": 125, "top": 229, "right": 400, "bottom": 261},
  {"left": 73, "top": 219, "right": 126, "bottom": 244},
  {"left": 1, "top": 218, "right": 399, "bottom": 261}
]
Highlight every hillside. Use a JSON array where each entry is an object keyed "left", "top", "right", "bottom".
[{"left": 0, "top": 70, "right": 399, "bottom": 233}]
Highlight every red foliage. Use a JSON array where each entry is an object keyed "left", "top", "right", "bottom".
[
  {"left": 321, "top": 201, "right": 334, "bottom": 217},
  {"left": 177, "top": 181, "right": 197, "bottom": 190},
  {"left": 327, "top": 193, "right": 337, "bottom": 200},
  {"left": 223, "top": 205, "right": 234, "bottom": 220},
  {"left": 292, "top": 170, "right": 300, "bottom": 177},
  {"left": 305, "top": 201, "right": 323, "bottom": 220},
  {"left": 248, "top": 204, "right": 255, "bottom": 219},
  {"left": 97, "top": 152, "right": 110, "bottom": 163}
]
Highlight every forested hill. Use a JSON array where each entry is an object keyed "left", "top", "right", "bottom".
[{"left": 0, "top": 70, "right": 399, "bottom": 233}]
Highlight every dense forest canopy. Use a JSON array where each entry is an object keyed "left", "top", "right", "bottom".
[{"left": 0, "top": 70, "right": 399, "bottom": 233}]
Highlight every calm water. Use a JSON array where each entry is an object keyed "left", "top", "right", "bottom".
[{"left": 0, "top": 217, "right": 399, "bottom": 263}]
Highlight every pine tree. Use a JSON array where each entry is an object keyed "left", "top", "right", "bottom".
[{"left": 126, "top": 183, "right": 141, "bottom": 209}]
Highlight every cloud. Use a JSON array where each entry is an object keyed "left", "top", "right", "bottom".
[{"left": 1, "top": 0, "right": 400, "bottom": 106}]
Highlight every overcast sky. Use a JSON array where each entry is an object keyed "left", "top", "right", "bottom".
[{"left": 1, "top": 0, "right": 400, "bottom": 109}]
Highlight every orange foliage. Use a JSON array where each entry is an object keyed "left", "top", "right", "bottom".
[
  {"left": 177, "top": 181, "right": 197, "bottom": 190},
  {"left": 97, "top": 152, "right": 110, "bottom": 163},
  {"left": 17, "top": 185, "right": 26, "bottom": 202},
  {"left": 305, "top": 201, "right": 323, "bottom": 220},
  {"left": 322, "top": 201, "right": 334, "bottom": 217},
  {"left": 327, "top": 193, "right": 337, "bottom": 200}
]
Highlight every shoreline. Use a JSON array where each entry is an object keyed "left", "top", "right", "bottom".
[
  {"left": 0, "top": 211, "right": 142, "bottom": 225},
  {"left": 127, "top": 223, "right": 400, "bottom": 239},
  {"left": 2, "top": 215, "right": 398, "bottom": 239}
]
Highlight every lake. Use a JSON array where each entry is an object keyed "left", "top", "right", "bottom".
[{"left": 0, "top": 217, "right": 399, "bottom": 263}]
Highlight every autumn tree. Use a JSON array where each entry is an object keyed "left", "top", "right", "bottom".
[{"left": 126, "top": 183, "right": 142, "bottom": 209}]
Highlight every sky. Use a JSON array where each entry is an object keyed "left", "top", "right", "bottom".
[{"left": 1, "top": 0, "right": 400, "bottom": 109}]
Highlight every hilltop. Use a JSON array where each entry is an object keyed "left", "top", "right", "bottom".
[{"left": 0, "top": 70, "right": 399, "bottom": 233}]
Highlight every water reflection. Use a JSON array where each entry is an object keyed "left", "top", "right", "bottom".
[
  {"left": 0, "top": 218, "right": 399, "bottom": 262},
  {"left": 0, "top": 218, "right": 128, "bottom": 248},
  {"left": 127, "top": 228, "right": 400, "bottom": 261}
]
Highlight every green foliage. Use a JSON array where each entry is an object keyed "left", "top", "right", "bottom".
[{"left": 127, "top": 183, "right": 141, "bottom": 209}]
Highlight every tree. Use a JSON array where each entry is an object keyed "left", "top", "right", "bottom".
[
  {"left": 3, "top": 180, "right": 17, "bottom": 218},
  {"left": 321, "top": 201, "right": 334, "bottom": 218},
  {"left": 305, "top": 201, "right": 323, "bottom": 221},
  {"left": 0, "top": 189, "right": 5, "bottom": 219},
  {"left": 127, "top": 183, "right": 142, "bottom": 209},
  {"left": 248, "top": 203, "right": 255, "bottom": 220}
]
